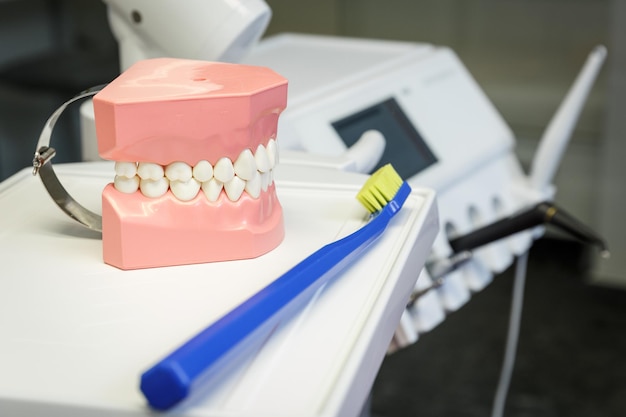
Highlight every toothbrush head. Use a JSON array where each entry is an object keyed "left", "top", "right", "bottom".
[{"left": 356, "top": 164, "right": 405, "bottom": 214}]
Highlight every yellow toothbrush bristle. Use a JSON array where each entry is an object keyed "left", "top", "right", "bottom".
[{"left": 356, "top": 164, "right": 404, "bottom": 213}]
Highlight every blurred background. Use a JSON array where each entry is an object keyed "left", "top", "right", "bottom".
[{"left": 1, "top": 1, "right": 624, "bottom": 416}]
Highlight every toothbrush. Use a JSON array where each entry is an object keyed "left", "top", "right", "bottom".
[{"left": 140, "top": 164, "right": 412, "bottom": 410}]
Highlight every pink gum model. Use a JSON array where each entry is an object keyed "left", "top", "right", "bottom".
[{"left": 93, "top": 58, "right": 288, "bottom": 270}]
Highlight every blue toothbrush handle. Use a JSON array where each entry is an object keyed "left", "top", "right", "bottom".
[{"left": 140, "top": 182, "right": 411, "bottom": 410}]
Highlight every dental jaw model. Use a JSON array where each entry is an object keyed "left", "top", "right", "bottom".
[{"left": 93, "top": 58, "right": 288, "bottom": 270}]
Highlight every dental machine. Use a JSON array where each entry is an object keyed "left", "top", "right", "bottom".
[{"left": 241, "top": 32, "right": 607, "bottom": 347}]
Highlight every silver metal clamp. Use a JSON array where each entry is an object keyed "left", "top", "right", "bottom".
[{"left": 32, "top": 84, "right": 108, "bottom": 233}]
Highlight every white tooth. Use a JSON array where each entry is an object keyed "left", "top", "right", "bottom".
[
  {"left": 115, "top": 161, "right": 137, "bottom": 178},
  {"left": 224, "top": 176, "right": 246, "bottom": 201},
  {"left": 165, "top": 161, "right": 192, "bottom": 182},
  {"left": 260, "top": 171, "right": 270, "bottom": 191},
  {"left": 213, "top": 157, "right": 235, "bottom": 183},
  {"left": 114, "top": 175, "right": 139, "bottom": 194},
  {"left": 137, "top": 162, "right": 164, "bottom": 180},
  {"left": 245, "top": 171, "right": 261, "bottom": 199},
  {"left": 193, "top": 160, "right": 213, "bottom": 182},
  {"left": 267, "top": 139, "right": 278, "bottom": 168},
  {"left": 170, "top": 178, "right": 200, "bottom": 201},
  {"left": 202, "top": 178, "right": 223, "bottom": 202},
  {"left": 140, "top": 177, "right": 169, "bottom": 198},
  {"left": 255, "top": 144, "right": 271, "bottom": 173},
  {"left": 234, "top": 149, "right": 257, "bottom": 180}
]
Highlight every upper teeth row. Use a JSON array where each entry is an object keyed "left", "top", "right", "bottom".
[{"left": 113, "top": 139, "right": 278, "bottom": 202}]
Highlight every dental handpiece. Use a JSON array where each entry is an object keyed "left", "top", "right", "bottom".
[
  {"left": 448, "top": 202, "right": 610, "bottom": 257},
  {"left": 407, "top": 251, "right": 473, "bottom": 307}
]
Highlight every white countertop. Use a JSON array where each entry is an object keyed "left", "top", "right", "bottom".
[{"left": 0, "top": 161, "right": 438, "bottom": 417}]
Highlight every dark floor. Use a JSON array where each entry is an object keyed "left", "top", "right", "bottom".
[{"left": 371, "top": 239, "right": 626, "bottom": 417}]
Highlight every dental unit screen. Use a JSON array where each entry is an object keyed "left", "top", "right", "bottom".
[{"left": 332, "top": 97, "right": 437, "bottom": 179}]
